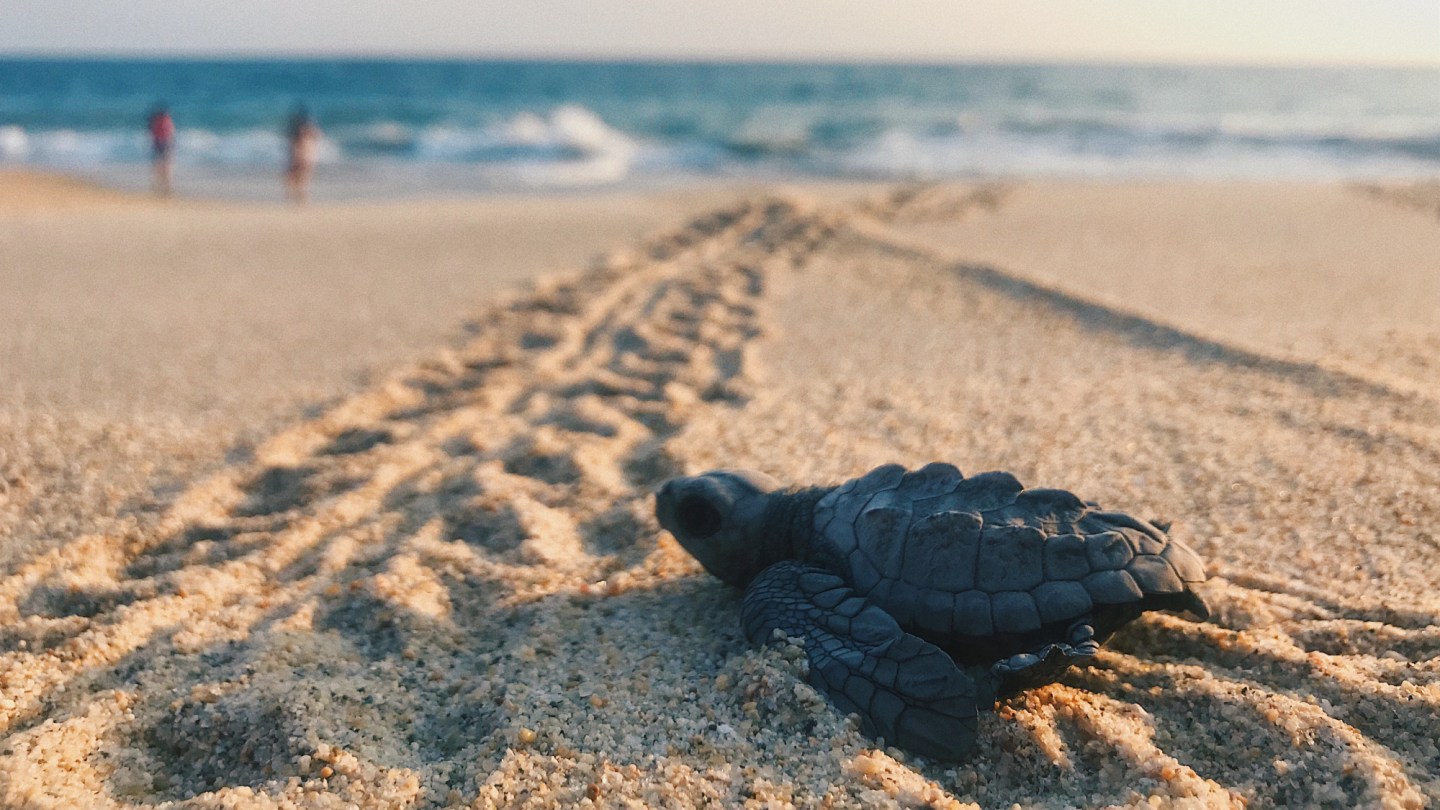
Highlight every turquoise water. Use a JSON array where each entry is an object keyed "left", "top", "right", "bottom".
[{"left": 2, "top": 58, "right": 1437, "bottom": 198}]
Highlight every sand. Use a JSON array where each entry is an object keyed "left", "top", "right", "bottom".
[
  {"left": 0, "top": 171, "right": 750, "bottom": 570},
  {"left": 1, "top": 175, "right": 1437, "bottom": 809}
]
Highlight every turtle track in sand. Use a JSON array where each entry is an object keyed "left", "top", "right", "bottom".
[
  {"left": 0, "top": 198, "right": 840, "bottom": 807},
  {"left": 1357, "top": 180, "right": 1440, "bottom": 222}
]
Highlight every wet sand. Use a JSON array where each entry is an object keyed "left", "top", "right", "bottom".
[{"left": 1, "top": 175, "right": 1437, "bottom": 808}]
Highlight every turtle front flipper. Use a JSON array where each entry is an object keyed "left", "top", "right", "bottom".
[
  {"left": 991, "top": 619, "right": 1100, "bottom": 695},
  {"left": 741, "top": 561, "right": 998, "bottom": 761}
]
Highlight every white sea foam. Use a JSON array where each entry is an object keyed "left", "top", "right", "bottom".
[
  {"left": 829, "top": 122, "right": 1440, "bottom": 181},
  {"left": 413, "top": 106, "right": 636, "bottom": 165},
  {"left": 0, "top": 126, "right": 339, "bottom": 167},
  {"left": 407, "top": 106, "right": 641, "bottom": 186},
  {"left": 0, "top": 126, "right": 29, "bottom": 159}
]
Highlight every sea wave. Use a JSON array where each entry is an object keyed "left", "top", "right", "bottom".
[
  {"left": 411, "top": 106, "right": 635, "bottom": 162},
  {"left": 3, "top": 102, "right": 1438, "bottom": 185},
  {"left": 810, "top": 107, "right": 1440, "bottom": 180},
  {"left": 824, "top": 125, "right": 1440, "bottom": 180},
  {"left": 0, "top": 105, "right": 649, "bottom": 186}
]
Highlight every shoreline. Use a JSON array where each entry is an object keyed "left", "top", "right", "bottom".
[
  {"left": 0, "top": 167, "right": 158, "bottom": 211},
  {"left": 7, "top": 164, "right": 1440, "bottom": 208}
]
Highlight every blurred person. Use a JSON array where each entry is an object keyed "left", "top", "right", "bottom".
[
  {"left": 285, "top": 104, "right": 321, "bottom": 203},
  {"left": 147, "top": 104, "right": 176, "bottom": 196}
]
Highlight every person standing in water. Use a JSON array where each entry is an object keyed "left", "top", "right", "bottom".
[
  {"left": 147, "top": 104, "right": 176, "bottom": 196},
  {"left": 285, "top": 105, "right": 321, "bottom": 203}
]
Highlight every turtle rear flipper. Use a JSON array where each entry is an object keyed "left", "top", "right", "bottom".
[
  {"left": 1166, "top": 587, "right": 1211, "bottom": 621},
  {"left": 742, "top": 561, "right": 998, "bottom": 762}
]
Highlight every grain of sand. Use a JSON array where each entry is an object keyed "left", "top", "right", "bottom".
[{"left": 1, "top": 178, "right": 1437, "bottom": 809}]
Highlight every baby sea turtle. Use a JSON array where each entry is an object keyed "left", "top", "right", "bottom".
[{"left": 655, "top": 463, "right": 1209, "bottom": 761}]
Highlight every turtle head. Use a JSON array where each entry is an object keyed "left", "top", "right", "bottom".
[{"left": 655, "top": 469, "right": 784, "bottom": 587}]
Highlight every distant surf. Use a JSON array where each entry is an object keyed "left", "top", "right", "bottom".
[{"left": 3, "top": 59, "right": 1437, "bottom": 198}]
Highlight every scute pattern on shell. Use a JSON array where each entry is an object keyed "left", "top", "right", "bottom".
[{"left": 812, "top": 464, "right": 1203, "bottom": 637}]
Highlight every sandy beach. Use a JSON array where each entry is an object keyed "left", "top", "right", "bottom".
[
  {"left": 1, "top": 173, "right": 1438, "bottom": 808},
  {"left": 0, "top": 171, "right": 753, "bottom": 570}
]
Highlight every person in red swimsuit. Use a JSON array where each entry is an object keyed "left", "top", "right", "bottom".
[{"left": 147, "top": 104, "right": 176, "bottom": 197}]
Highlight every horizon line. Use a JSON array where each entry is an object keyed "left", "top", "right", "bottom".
[{"left": 2, "top": 49, "right": 1437, "bottom": 71}]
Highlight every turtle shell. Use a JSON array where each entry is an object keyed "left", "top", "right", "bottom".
[{"left": 809, "top": 463, "right": 1208, "bottom": 641}]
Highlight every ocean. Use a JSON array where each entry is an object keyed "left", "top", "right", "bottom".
[{"left": 2, "top": 58, "right": 1437, "bottom": 199}]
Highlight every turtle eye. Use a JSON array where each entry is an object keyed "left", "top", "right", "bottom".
[{"left": 676, "top": 494, "right": 723, "bottom": 538}]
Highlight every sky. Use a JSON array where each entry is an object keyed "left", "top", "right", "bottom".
[{"left": 2, "top": 0, "right": 1437, "bottom": 66}]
